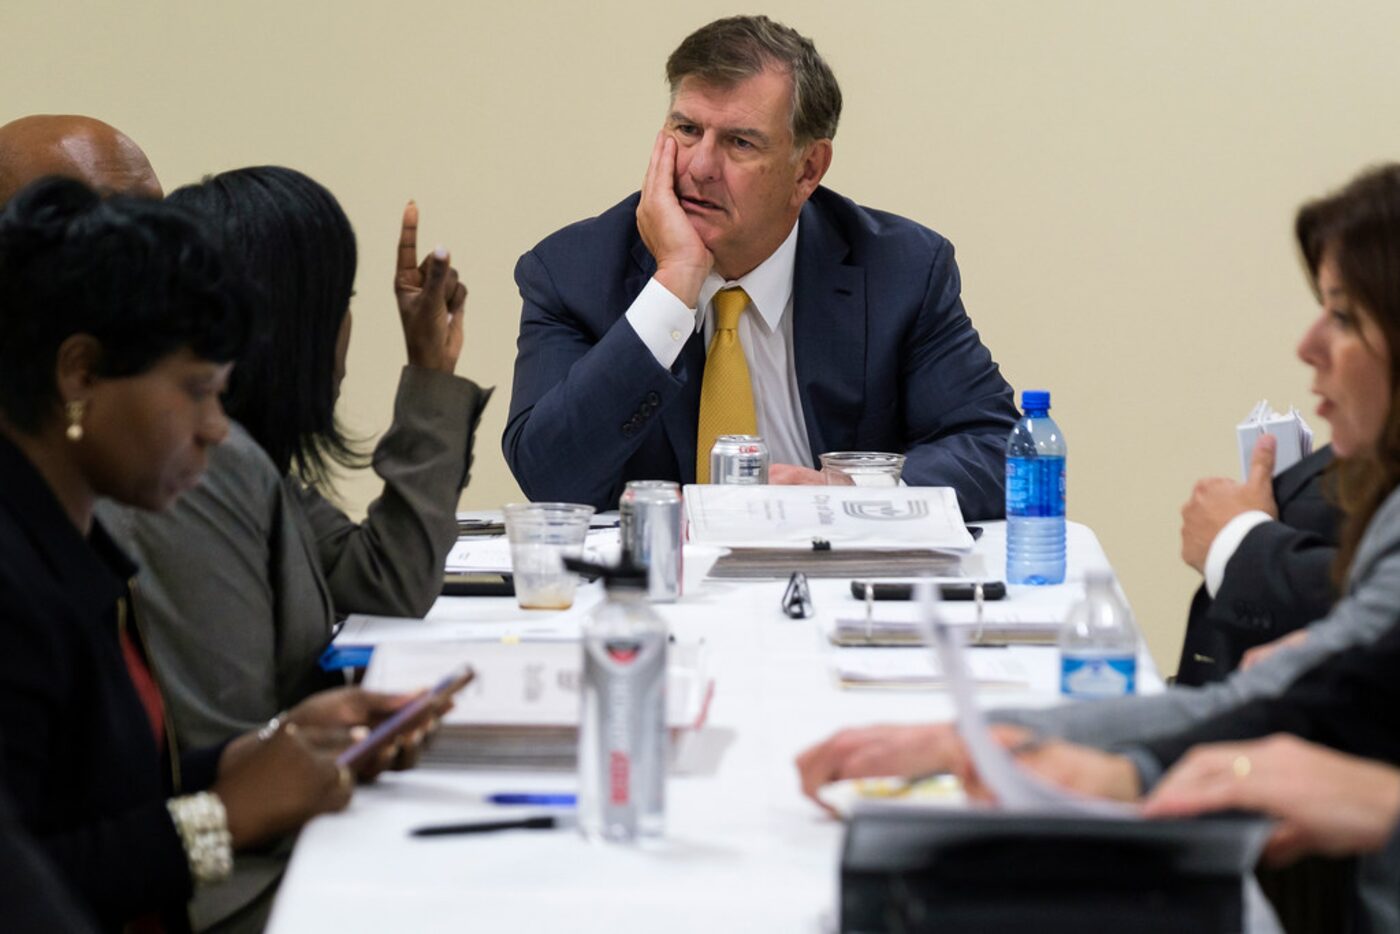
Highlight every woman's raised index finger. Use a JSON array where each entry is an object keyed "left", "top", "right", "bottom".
[{"left": 398, "top": 201, "right": 420, "bottom": 277}]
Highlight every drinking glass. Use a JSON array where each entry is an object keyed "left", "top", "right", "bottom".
[
  {"left": 819, "top": 451, "right": 906, "bottom": 487},
  {"left": 503, "top": 502, "right": 596, "bottom": 609}
]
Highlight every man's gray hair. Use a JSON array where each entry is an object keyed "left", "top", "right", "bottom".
[{"left": 665, "top": 15, "right": 842, "bottom": 146}]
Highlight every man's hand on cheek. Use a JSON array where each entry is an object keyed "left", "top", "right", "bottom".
[{"left": 637, "top": 130, "right": 713, "bottom": 307}]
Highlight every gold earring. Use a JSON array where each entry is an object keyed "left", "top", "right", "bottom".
[{"left": 65, "top": 400, "right": 85, "bottom": 442}]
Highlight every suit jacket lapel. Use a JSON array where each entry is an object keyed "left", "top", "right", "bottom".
[
  {"left": 792, "top": 197, "right": 865, "bottom": 460},
  {"left": 627, "top": 238, "right": 704, "bottom": 483},
  {"left": 1275, "top": 445, "right": 1335, "bottom": 504}
]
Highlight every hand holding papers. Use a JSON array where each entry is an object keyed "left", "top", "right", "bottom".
[
  {"left": 915, "top": 586, "right": 1138, "bottom": 816},
  {"left": 838, "top": 589, "right": 1277, "bottom": 933},
  {"left": 1237, "top": 400, "right": 1313, "bottom": 480}
]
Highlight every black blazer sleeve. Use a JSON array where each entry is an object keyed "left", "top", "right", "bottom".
[
  {"left": 40, "top": 799, "right": 193, "bottom": 926},
  {"left": 1175, "top": 449, "right": 1339, "bottom": 686}
]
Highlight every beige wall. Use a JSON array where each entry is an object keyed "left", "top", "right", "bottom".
[{"left": 5, "top": 1, "right": 1400, "bottom": 672}]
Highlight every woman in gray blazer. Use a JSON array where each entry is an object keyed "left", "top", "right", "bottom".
[
  {"left": 95, "top": 167, "right": 491, "bottom": 931},
  {"left": 796, "top": 163, "right": 1400, "bottom": 928}
]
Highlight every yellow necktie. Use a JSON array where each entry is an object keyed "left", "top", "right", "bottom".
[{"left": 695, "top": 287, "right": 758, "bottom": 483}]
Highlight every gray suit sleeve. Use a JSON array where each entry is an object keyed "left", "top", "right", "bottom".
[
  {"left": 293, "top": 366, "right": 490, "bottom": 618},
  {"left": 990, "top": 491, "right": 1400, "bottom": 750},
  {"left": 97, "top": 430, "right": 295, "bottom": 748}
]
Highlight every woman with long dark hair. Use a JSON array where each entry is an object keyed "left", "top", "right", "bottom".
[
  {"left": 99, "top": 166, "right": 490, "bottom": 751},
  {"left": 797, "top": 164, "right": 1400, "bottom": 924}
]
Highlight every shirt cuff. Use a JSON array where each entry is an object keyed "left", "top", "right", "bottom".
[
  {"left": 624, "top": 277, "right": 699, "bottom": 370},
  {"left": 1204, "top": 511, "right": 1274, "bottom": 598}
]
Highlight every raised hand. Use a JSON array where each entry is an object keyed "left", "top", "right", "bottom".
[
  {"left": 636, "top": 131, "right": 713, "bottom": 308},
  {"left": 394, "top": 201, "right": 466, "bottom": 373},
  {"left": 1180, "top": 434, "right": 1280, "bottom": 573}
]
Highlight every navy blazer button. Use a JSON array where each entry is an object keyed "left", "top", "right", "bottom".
[{"left": 646, "top": 391, "right": 660, "bottom": 405}]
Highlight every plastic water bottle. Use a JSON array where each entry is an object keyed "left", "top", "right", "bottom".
[
  {"left": 1005, "top": 389, "right": 1066, "bottom": 585},
  {"left": 1060, "top": 569, "right": 1138, "bottom": 699},
  {"left": 571, "top": 558, "right": 668, "bottom": 843}
]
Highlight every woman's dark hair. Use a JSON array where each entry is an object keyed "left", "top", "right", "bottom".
[
  {"left": 1295, "top": 163, "right": 1400, "bottom": 584},
  {"left": 167, "top": 165, "right": 362, "bottom": 486},
  {"left": 0, "top": 176, "right": 251, "bottom": 433}
]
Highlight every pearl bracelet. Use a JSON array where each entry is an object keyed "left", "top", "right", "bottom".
[{"left": 166, "top": 792, "right": 233, "bottom": 885}]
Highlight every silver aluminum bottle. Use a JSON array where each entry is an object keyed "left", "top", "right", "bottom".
[
  {"left": 619, "top": 480, "right": 684, "bottom": 602},
  {"left": 578, "top": 573, "right": 668, "bottom": 843},
  {"left": 709, "top": 434, "right": 770, "bottom": 485}
]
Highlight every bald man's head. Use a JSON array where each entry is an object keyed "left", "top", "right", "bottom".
[{"left": 0, "top": 114, "right": 162, "bottom": 206}]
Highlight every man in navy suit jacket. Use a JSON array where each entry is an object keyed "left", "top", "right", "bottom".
[{"left": 503, "top": 15, "right": 1018, "bottom": 517}]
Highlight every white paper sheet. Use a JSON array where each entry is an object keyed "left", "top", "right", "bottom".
[
  {"left": 920, "top": 594, "right": 1138, "bottom": 817},
  {"left": 445, "top": 527, "right": 623, "bottom": 573},
  {"left": 683, "top": 485, "right": 973, "bottom": 550},
  {"left": 335, "top": 584, "right": 604, "bottom": 646},
  {"left": 833, "top": 648, "right": 1030, "bottom": 688}
]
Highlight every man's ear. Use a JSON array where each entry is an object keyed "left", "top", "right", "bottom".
[
  {"left": 53, "top": 334, "right": 104, "bottom": 406},
  {"left": 792, "top": 139, "right": 833, "bottom": 206}
]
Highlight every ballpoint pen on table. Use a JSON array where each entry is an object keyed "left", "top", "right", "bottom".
[
  {"left": 782, "top": 571, "right": 813, "bottom": 619},
  {"left": 486, "top": 793, "right": 577, "bottom": 806},
  {"left": 411, "top": 813, "right": 577, "bottom": 837}
]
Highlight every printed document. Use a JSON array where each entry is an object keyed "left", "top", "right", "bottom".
[{"left": 684, "top": 485, "right": 973, "bottom": 550}]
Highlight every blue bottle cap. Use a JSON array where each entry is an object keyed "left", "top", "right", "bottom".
[{"left": 1021, "top": 389, "right": 1051, "bottom": 411}]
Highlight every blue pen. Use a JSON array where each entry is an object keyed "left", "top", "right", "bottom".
[{"left": 487, "top": 793, "right": 577, "bottom": 807}]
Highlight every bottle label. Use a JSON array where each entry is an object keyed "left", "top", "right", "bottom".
[
  {"left": 1060, "top": 655, "right": 1135, "bottom": 698},
  {"left": 1006, "top": 456, "right": 1065, "bottom": 518}
]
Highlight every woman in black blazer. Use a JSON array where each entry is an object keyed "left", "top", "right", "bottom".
[{"left": 0, "top": 178, "right": 430, "bottom": 931}]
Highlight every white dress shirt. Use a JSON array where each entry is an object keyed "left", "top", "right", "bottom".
[{"left": 623, "top": 221, "right": 814, "bottom": 467}]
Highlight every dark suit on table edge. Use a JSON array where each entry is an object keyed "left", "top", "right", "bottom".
[
  {"left": 1175, "top": 445, "right": 1339, "bottom": 686},
  {"left": 502, "top": 186, "right": 1018, "bottom": 519}
]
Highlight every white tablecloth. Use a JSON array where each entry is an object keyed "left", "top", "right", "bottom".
[{"left": 267, "top": 521, "right": 1162, "bottom": 933}]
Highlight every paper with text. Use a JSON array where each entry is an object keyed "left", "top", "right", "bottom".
[{"left": 684, "top": 485, "right": 973, "bottom": 550}]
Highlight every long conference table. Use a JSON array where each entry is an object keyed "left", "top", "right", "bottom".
[{"left": 267, "top": 521, "right": 1163, "bottom": 933}]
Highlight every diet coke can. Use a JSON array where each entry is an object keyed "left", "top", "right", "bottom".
[
  {"left": 619, "top": 480, "right": 684, "bottom": 602},
  {"left": 709, "top": 434, "right": 770, "bottom": 485}
]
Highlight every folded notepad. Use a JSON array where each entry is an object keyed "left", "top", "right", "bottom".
[{"left": 1237, "top": 400, "right": 1312, "bottom": 480}]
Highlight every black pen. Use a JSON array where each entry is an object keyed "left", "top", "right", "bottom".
[{"left": 410, "top": 814, "right": 575, "bottom": 837}]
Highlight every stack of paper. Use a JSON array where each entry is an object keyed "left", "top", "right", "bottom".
[
  {"left": 1237, "top": 400, "right": 1313, "bottom": 480},
  {"left": 362, "top": 640, "right": 711, "bottom": 770},
  {"left": 685, "top": 485, "right": 974, "bottom": 579},
  {"left": 685, "top": 485, "right": 973, "bottom": 549},
  {"left": 445, "top": 527, "right": 622, "bottom": 574},
  {"left": 833, "top": 647, "right": 1030, "bottom": 690},
  {"left": 830, "top": 614, "right": 1059, "bottom": 647}
]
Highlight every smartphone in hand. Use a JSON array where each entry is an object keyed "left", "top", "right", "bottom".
[{"left": 336, "top": 664, "right": 475, "bottom": 770}]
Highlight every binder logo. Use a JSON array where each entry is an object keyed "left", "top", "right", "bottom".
[{"left": 841, "top": 500, "right": 929, "bottom": 521}]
